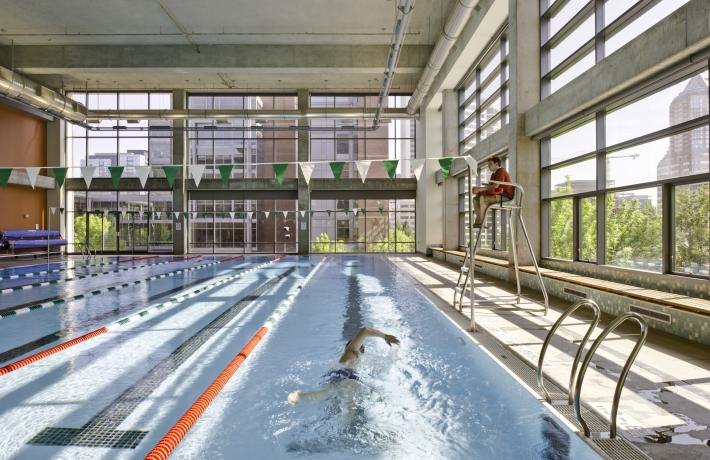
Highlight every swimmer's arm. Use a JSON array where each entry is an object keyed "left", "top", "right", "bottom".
[
  {"left": 288, "top": 384, "right": 335, "bottom": 405},
  {"left": 347, "top": 327, "right": 400, "bottom": 351}
]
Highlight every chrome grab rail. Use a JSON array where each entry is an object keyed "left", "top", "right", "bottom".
[
  {"left": 573, "top": 312, "right": 648, "bottom": 438},
  {"left": 537, "top": 300, "right": 601, "bottom": 404}
]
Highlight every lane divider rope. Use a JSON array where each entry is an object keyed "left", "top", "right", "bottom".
[
  {"left": 119, "top": 255, "right": 160, "bottom": 263},
  {"left": 144, "top": 256, "right": 326, "bottom": 460},
  {"left": 0, "top": 255, "right": 146, "bottom": 281},
  {"left": 0, "top": 256, "right": 283, "bottom": 377},
  {"left": 0, "top": 257, "right": 202, "bottom": 294},
  {"left": 0, "top": 256, "right": 241, "bottom": 319}
]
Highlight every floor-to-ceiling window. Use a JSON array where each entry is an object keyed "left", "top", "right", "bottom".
[
  {"left": 66, "top": 190, "right": 173, "bottom": 253},
  {"left": 188, "top": 199, "right": 297, "bottom": 254},
  {"left": 540, "top": 0, "right": 692, "bottom": 97},
  {"left": 541, "top": 65, "right": 709, "bottom": 277},
  {"left": 65, "top": 91, "right": 173, "bottom": 253},
  {"left": 309, "top": 95, "right": 415, "bottom": 179},
  {"left": 310, "top": 199, "right": 415, "bottom": 253},
  {"left": 458, "top": 26, "right": 509, "bottom": 155}
]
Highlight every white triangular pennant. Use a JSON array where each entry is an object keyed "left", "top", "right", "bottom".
[
  {"left": 174, "top": 211, "right": 180, "bottom": 219},
  {"left": 282, "top": 211, "right": 288, "bottom": 219},
  {"left": 136, "top": 166, "right": 151, "bottom": 188},
  {"left": 81, "top": 166, "right": 96, "bottom": 188},
  {"left": 264, "top": 211, "right": 270, "bottom": 219},
  {"left": 411, "top": 159, "right": 426, "bottom": 181},
  {"left": 353, "top": 208, "right": 359, "bottom": 216},
  {"left": 299, "top": 162, "right": 315, "bottom": 185},
  {"left": 156, "top": 211, "right": 161, "bottom": 219},
  {"left": 190, "top": 164, "right": 206, "bottom": 187},
  {"left": 299, "top": 210, "right": 306, "bottom": 218},
  {"left": 50, "top": 207, "right": 56, "bottom": 215},
  {"left": 191, "top": 212, "right": 197, "bottom": 220},
  {"left": 229, "top": 211, "right": 235, "bottom": 219},
  {"left": 26, "top": 167, "right": 41, "bottom": 189},
  {"left": 464, "top": 155, "right": 477, "bottom": 170},
  {"left": 355, "top": 160, "right": 372, "bottom": 183},
  {"left": 121, "top": 209, "right": 127, "bottom": 219}
]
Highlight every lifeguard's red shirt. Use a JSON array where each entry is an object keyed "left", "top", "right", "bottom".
[{"left": 486, "top": 168, "right": 514, "bottom": 198}]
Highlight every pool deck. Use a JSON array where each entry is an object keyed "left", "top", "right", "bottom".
[{"left": 390, "top": 254, "right": 710, "bottom": 460}]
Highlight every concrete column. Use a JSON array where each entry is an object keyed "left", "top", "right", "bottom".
[
  {"left": 507, "top": 0, "right": 541, "bottom": 266},
  {"left": 46, "top": 118, "right": 65, "bottom": 237},
  {"left": 415, "top": 107, "right": 444, "bottom": 254},
  {"left": 172, "top": 90, "right": 187, "bottom": 255},
  {"left": 442, "top": 89, "right": 459, "bottom": 250},
  {"left": 297, "top": 89, "right": 310, "bottom": 255}
]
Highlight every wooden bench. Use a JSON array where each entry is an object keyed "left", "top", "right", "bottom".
[{"left": 431, "top": 247, "right": 710, "bottom": 317}]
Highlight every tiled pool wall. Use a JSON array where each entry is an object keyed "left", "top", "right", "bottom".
[{"left": 432, "top": 251, "right": 710, "bottom": 347}]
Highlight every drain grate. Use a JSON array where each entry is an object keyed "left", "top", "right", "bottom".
[
  {"left": 594, "top": 439, "right": 651, "bottom": 460},
  {"left": 556, "top": 405, "right": 611, "bottom": 434}
]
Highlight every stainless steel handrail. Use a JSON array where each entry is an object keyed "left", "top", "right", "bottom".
[
  {"left": 537, "top": 299, "right": 601, "bottom": 404},
  {"left": 573, "top": 312, "right": 648, "bottom": 438}
]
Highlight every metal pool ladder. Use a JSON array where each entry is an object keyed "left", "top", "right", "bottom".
[
  {"left": 537, "top": 299, "right": 601, "bottom": 406},
  {"left": 573, "top": 312, "right": 648, "bottom": 438},
  {"left": 452, "top": 175, "right": 549, "bottom": 332},
  {"left": 537, "top": 303, "right": 649, "bottom": 439}
]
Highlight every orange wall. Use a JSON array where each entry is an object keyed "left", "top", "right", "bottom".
[{"left": 0, "top": 103, "right": 47, "bottom": 230}]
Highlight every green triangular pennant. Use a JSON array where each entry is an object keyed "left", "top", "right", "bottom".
[
  {"left": 329, "top": 162, "right": 345, "bottom": 180},
  {"left": 326, "top": 210, "right": 332, "bottom": 216},
  {"left": 378, "top": 206, "right": 384, "bottom": 214},
  {"left": 108, "top": 166, "right": 124, "bottom": 188},
  {"left": 218, "top": 165, "right": 233, "bottom": 186},
  {"left": 272, "top": 163, "right": 288, "bottom": 185},
  {"left": 162, "top": 165, "right": 179, "bottom": 188},
  {"left": 383, "top": 160, "right": 399, "bottom": 180},
  {"left": 52, "top": 167, "right": 68, "bottom": 188},
  {"left": 0, "top": 168, "right": 12, "bottom": 188},
  {"left": 438, "top": 157, "right": 453, "bottom": 179},
  {"left": 59, "top": 207, "right": 65, "bottom": 214},
  {"left": 360, "top": 208, "right": 366, "bottom": 215},
  {"left": 309, "top": 210, "right": 315, "bottom": 217},
  {"left": 343, "top": 208, "right": 350, "bottom": 215}
]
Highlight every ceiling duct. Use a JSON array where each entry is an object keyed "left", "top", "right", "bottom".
[
  {"left": 372, "top": 0, "right": 416, "bottom": 128},
  {"left": 406, "top": 0, "right": 477, "bottom": 115},
  {"left": 0, "top": 66, "right": 87, "bottom": 122}
]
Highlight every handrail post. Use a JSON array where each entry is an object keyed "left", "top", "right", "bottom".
[
  {"left": 573, "top": 312, "right": 648, "bottom": 438},
  {"left": 536, "top": 299, "right": 601, "bottom": 404}
]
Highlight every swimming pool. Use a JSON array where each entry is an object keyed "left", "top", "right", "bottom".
[{"left": 0, "top": 255, "right": 601, "bottom": 459}]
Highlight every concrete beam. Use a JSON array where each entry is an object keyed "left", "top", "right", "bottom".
[
  {"left": 0, "top": 44, "right": 431, "bottom": 73},
  {"left": 310, "top": 178, "right": 417, "bottom": 192},
  {"left": 525, "top": 0, "right": 710, "bottom": 137}
]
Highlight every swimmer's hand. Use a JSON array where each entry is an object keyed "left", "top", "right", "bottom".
[
  {"left": 384, "top": 334, "right": 400, "bottom": 346},
  {"left": 288, "top": 390, "right": 301, "bottom": 405}
]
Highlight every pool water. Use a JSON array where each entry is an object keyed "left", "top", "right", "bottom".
[{"left": 0, "top": 255, "right": 601, "bottom": 459}]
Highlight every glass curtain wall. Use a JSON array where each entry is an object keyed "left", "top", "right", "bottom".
[
  {"left": 541, "top": 0, "right": 691, "bottom": 97},
  {"left": 541, "top": 66, "right": 709, "bottom": 277},
  {"left": 65, "top": 92, "right": 173, "bottom": 253},
  {"left": 66, "top": 190, "right": 173, "bottom": 253},
  {"left": 310, "top": 199, "right": 415, "bottom": 253},
  {"left": 188, "top": 199, "right": 297, "bottom": 254},
  {"left": 309, "top": 95, "right": 415, "bottom": 179},
  {"left": 187, "top": 94, "right": 298, "bottom": 180},
  {"left": 458, "top": 27, "right": 509, "bottom": 154}
]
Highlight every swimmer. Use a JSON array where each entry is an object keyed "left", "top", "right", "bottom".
[{"left": 287, "top": 326, "right": 400, "bottom": 405}]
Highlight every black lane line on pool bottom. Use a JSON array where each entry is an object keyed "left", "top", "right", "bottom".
[
  {"left": 27, "top": 267, "right": 295, "bottom": 449},
  {"left": 0, "top": 264, "right": 251, "bottom": 365}
]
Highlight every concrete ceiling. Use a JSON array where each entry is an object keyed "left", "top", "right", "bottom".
[{"left": 0, "top": 0, "right": 456, "bottom": 92}]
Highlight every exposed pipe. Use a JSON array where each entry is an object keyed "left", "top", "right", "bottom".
[
  {"left": 0, "top": 66, "right": 87, "bottom": 121},
  {"left": 406, "top": 0, "right": 477, "bottom": 115},
  {"left": 373, "top": 0, "right": 416, "bottom": 128},
  {"left": 85, "top": 108, "right": 414, "bottom": 121}
]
